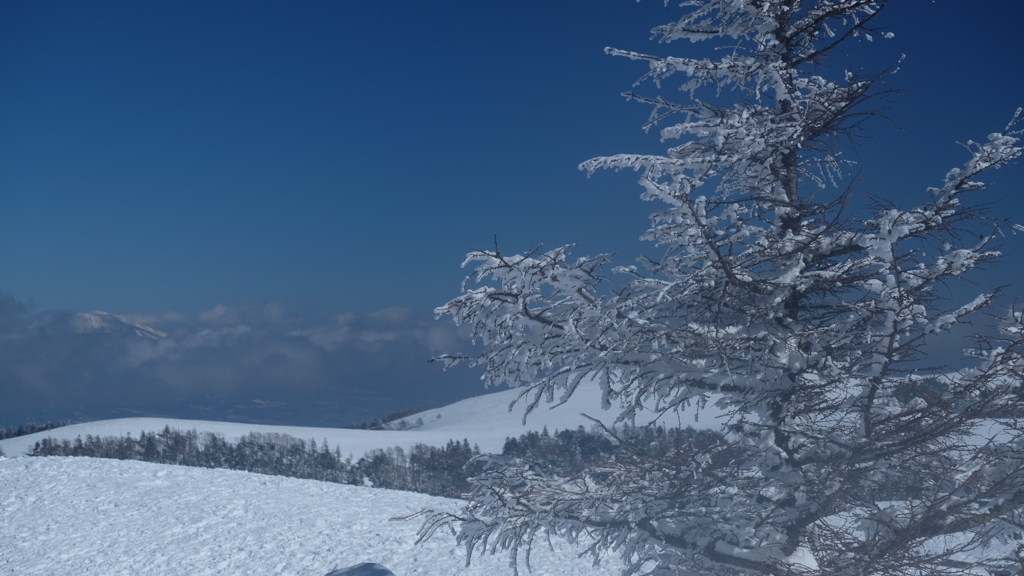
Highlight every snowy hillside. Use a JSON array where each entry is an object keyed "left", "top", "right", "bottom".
[
  {"left": 0, "top": 456, "right": 623, "bottom": 576},
  {"left": 0, "top": 384, "right": 724, "bottom": 574},
  {"left": 0, "top": 380, "right": 724, "bottom": 457}
]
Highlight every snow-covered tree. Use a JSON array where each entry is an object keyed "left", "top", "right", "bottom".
[{"left": 424, "top": 1, "right": 1024, "bottom": 575}]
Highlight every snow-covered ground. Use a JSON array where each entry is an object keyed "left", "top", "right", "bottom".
[
  {"left": 1, "top": 386, "right": 1012, "bottom": 575},
  {"left": 0, "top": 456, "right": 622, "bottom": 576},
  {"left": 0, "top": 380, "right": 724, "bottom": 457},
  {"left": 0, "top": 384, "right": 725, "bottom": 575}
]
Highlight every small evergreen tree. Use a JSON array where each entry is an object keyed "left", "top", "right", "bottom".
[{"left": 427, "top": 2, "right": 1024, "bottom": 575}]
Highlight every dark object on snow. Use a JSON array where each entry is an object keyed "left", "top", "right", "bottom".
[{"left": 325, "top": 563, "right": 395, "bottom": 576}]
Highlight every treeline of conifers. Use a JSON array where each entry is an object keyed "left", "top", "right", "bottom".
[
  {"left": 31, "top": 428, "right": 480, "bottom": 497},
  {"left": 1, "top": 421, "right": 69, "bottom": 441},
  {"left": 28, "top": 424, "right": 715, "bottom": 498},
  {"left": 0, "top": 421, "right": 72, "bottom": 457}
]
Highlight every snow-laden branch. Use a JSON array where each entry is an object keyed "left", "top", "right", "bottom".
[{"left": 428, "top": 2, "right": 1024, "bottom": 575}]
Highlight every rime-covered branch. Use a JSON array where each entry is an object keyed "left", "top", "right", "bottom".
[{"left": 430, "top": 2, "right": 1024, "bottom": 575}]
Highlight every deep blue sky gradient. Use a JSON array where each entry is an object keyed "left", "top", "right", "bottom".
[{"left": 2, "top": 1, "right": 1023, "bottom": 425}]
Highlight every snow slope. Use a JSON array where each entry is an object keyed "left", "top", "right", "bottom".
[
  {"left": 0, "top": 380, "right": 724, "bottom": 457},
  {"left": 0, "top": 456, "right": 622, "bottom": 576}
]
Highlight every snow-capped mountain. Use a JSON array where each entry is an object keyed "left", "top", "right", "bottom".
[{"left": 68, "top": 311, "right": 166, "bottom": 339}]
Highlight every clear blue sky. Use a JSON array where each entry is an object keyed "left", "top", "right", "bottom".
[{"left": 2, "top": 1, "right": 1023, "bottom": 426}]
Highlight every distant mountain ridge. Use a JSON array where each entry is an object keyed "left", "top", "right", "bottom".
[{"left": 68, "top": 311, "right": 166, "bottom": 339}]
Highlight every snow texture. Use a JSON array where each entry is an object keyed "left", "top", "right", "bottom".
[{"left": 0, "top": 456, "right": 623, "bottom": 576}]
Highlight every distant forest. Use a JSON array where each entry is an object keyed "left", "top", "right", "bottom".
[
  {"left": 1, "top": 421, "right": 70, "bottom": 440},
  {"left": 27, "top": 423, "right": 717, "bottom": 498},
  {"left": 0, "top": 421, "right": 71, "bottom": 456},
  {"left": 31, "top": 428, "right": 481, "bottom": 497}
]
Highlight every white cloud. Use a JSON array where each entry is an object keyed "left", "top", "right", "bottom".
[
  {"left": 122, "top": 338, "right": 181, "bottom": 368},
  {"left": 370, "top": 307, "right": 411, "bottom": 324},
  {"left": 0, "top": 296, "right": 486, "bottom": 426},
  {"left": 199, "top": 304, "right": 237, "bottom": 325},
  {"left": 199, "top": 303, "right": 295, "bottom": 327},
  {"left": 182, "top": 325, "right": 252, "bottom": 349},
  {"left": 295, "top": 325, "right": 352, "bottom": 353}
]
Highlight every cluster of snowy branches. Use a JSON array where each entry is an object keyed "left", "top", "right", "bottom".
[{"left": 426, "top": 2, "right": 1024, "bottom": 575}]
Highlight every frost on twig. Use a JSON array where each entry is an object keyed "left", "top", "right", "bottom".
[{"left": 429, "top": 2, "right": 1024, "bottom": 575}]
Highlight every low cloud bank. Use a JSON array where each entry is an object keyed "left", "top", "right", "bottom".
[{"left": 0, "top": 296, "right": 483, "bottom": 427}]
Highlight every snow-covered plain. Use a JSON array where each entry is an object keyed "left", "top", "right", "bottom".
[
  {"left": 0, "top": 380, "right": 723, "bottom": 457},
  {"left": 0, "top": 456, "right": 623, "bottom": 576}
]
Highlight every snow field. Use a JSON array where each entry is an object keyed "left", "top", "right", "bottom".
[{"left": 0, "top": 457, "right": 620, "bottom": 576}]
